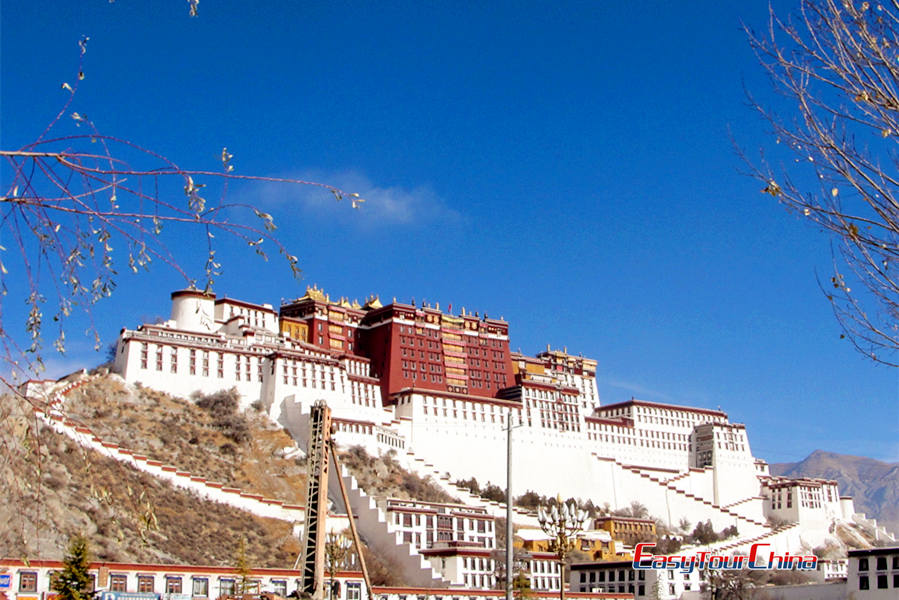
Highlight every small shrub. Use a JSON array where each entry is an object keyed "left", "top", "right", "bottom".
[
  {"left": 629, "top": 501, "right": 649, "bottom": 518},
  {"left": 481, "top": 483, "right": 506, "bottom": 503},
  {"left": 455, "top": 477, "right": 480, "bottom": 493},
  {"left": 194, "top": 388, "right": 239, "bottom": 416},
  {"left": 654, "top": 536, "right": 682, "bottom": 554},
  {"left": 194, "top": 388, "right": 251, "bottom": 444},
  {"left": 688, "top": 520, "right": 718, "bottom": 545},
  {"left": 720, "top": 525, "right": 739, "bottom": 540},
  {"left": 515, "top": 490, "right": 545, "bottom": 511}
]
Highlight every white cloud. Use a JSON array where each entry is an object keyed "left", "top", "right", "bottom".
[
  {"left": 1, "top": 354, "right": 93, "bottom": 387},
  {"left": 602, "top": 376, "right": 677, "bottom": 403},
  {"left": 255, "top": 170, "right": 459, "bottom": 227},
  {"left": 39, "top": 356, "right": 94, "bottom": 380}
]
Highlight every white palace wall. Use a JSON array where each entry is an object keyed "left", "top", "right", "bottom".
[
  {"left": 110, "top": 290, "right": 867, "bottom": 549},
  {"left": 115, "top": 318, "right": 769, "bottom": 519},
  {"left": 114, "top": 326, "right": 271, "bottom": 411}
]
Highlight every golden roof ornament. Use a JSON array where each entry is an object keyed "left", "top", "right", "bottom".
[
  {"left": 364, "top": 295, "right": 383, "bottom": 310},
  {"left": 302, "top": 284, "right": 327, "bottom": 302}
]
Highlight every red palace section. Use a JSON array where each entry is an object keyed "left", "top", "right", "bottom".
[{"left": 278, "top": 286, "right": 515, "bottom": 402}]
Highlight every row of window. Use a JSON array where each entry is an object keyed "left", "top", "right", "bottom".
[
  {"left": 578, "top": 569, "right": 646, "bottom": 583},
  {"left": 349, "top": 381, "right": 377, "bottom": 407},
  {"left": 222, "top": 304, "right": 272, "bottom": 328},
  {"left": 610, "top": 407, "right": 723, "bottom": 428},
  {"left": 141, "top": 342, "right": 381, "bottom": 399},
  {"left": 398, "top": 331, "right": 506, "bottom": 351},
  {"left": 282, "top": 361, "right": 337, "bottom": 390},
  {"left": 529, "top": 560, "right": 559, "bottom": 574},
  {"left": 858, "top": 555, "right": 899, "bottom": 571},
  {"left": 394, "top": 512, "right": 494, "bottom": 532},
  {"left": 461, "top": 573, "right": 494, "bottom": 588},
  {"left": 15, "top": 573, "right": 216, "bottom": 596},
  {"left": 402, "top": 370, "right": 444, "bottom": 383},
  {"left": 583, "top": 583, "right": 648, "bottom": 596},
  {"left": 461, "top": 557, "right": 494, "bottom": 572},
  {"left": 16, "top": 571, "right": 362, "bottom": 600},
  {"left": 858, "top": 573, "right": 899, "bottom": 589},
  {"left": 586, "top": 433, "right": 690, "bottom": 451},
  {"left": 401, "top": 360, "right": 444, "bottom": 373},
  {"left": 375, "top": 430, "right": 405, "bottom": 448},
  {"left": 140, "top": 344, "right": 265, "bottom": 381},
  {"left": 529, "top": 576, "right": 559, "bottom": 591}
]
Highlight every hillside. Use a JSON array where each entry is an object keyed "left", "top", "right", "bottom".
[
  {"left": 0, "top": 395, "right": 301, "bottom": 566},
  {"left": 2, "top": 372, "right": 460, "bottom": 575},
  {"left": 771, "top": 450, "right": 899, "bottom": 536},
  {"left": 60, "top": 374, "right": 457, "bottom": 506},
  {"left": 62, "top": 376, "right": 308, "bottom": 504}
]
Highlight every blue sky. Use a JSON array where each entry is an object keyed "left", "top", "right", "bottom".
[{"left": 2, "top": 1, "right": 896, "bottom": 463}]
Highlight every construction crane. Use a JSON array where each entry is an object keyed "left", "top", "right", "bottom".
[{"left": 296, "top": 401, "right": 373, "bottom": 600}]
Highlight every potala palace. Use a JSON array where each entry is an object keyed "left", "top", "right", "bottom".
[{"left": 109, "top": 287, "right": 888, "bottom": 557}]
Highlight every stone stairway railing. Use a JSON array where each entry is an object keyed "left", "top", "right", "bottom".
[
  {"left": 592, "top": 453, "right": 769, "bottom": 535},
  {"left": 686, "top": 522, "right": 801, "bottom": 557},
  {"left": 661, "top": 469, "right": 696, "bottom": 485},
  {"left": 851, "top": 513, "right": 898, "bottom": 543},
  {"left": 621, "top": 460, "right": 767, "bottom": 528},
  {"left": 328, "top": 463, "right": 449, "bottom": 588},
  {"left": 28, "top": 380, "right": 306, "bottom": 524},
  {"left": 722, "top": 496, "right": 765, "bottom": 510},
  {"left": 401, "top": 451, "right": 540, "bottom": 527}
]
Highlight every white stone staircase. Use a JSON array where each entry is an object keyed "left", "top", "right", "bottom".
[
  {"left": 592, "top": 453, "right": 770, "bottom": 536},
  {"left": 327, "top": 463, "right": 449, "bottom": 588},
  {"left": 852, "top": 513, "right": 898, "bottom": 543},
  {"left": 400, "top": 452, "right": 539, "bottom": 527},
  {"left": 686, "top": 522, "right": 801, "bottom": 557}
]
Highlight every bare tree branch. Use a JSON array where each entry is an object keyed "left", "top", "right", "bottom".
[
  {"left": 1, "top": 40, "right": 365, "bottom": 384},
  {"left": 744, "top": 0, "right": 899, "bottom": 366}
]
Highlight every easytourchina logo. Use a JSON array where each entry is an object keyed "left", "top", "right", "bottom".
[{"left": 633, "top": 543, "right": 819, "bottom": 574}]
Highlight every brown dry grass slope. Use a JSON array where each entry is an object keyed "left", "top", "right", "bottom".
[
  {"left": 62, "top": 376, "right": 307, "bottom": 505},
  {"left": 0, "top": 396, "right": 301, "bottom": 567}
]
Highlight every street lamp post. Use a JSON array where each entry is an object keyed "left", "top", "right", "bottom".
[
  {"left": 537, "top": 501, "right": 587, "bottom": 600},
  {"left": 506, "top": 409, "right": 523, "bottom": 600}
]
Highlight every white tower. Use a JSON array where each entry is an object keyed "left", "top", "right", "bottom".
[{"left": 170, "top": 288, "right": 216, "bottom": 332}]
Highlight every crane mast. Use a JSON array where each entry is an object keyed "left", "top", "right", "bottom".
[{"left": 297, "top": 401, "right": 372, "bottom": 600}]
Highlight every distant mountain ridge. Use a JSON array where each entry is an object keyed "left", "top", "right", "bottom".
[{"left": 770, "top": 450, "right": 899, "bottom": 536}]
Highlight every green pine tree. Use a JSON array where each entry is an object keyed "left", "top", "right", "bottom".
[
  {"left": 512, "top": 571, "right": 532, "bottom": 599},
  {"left": 53, "top": 535, "right": 94, "bottom": 600},
  {"left": 234, "top": 536, "right": 253, "bottom": 596}
]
